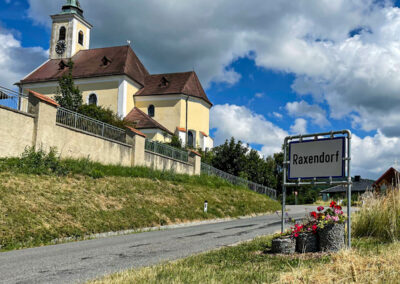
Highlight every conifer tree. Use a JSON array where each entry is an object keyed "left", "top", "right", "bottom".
[{"left": 54, "top": 60, "right": 82, "bottom": 111}]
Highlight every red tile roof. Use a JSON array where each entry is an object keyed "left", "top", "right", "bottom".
[
  {"left": 28, "top": 89, "right": 59, "bottom": 107},
  {"left": 125, "top": 107, "right": 173, "bottom": 135},
  {"left": 373, "top": 167, "right": 400, "bottom": 187},
  {"left": 190, "top": 149, "right": 201, "bottom": 157},
  {"left": 135, "top": 71, "right": 212, "bottom": 106},
  {"left": 20, "top": 46, "right": 149, "bottom": 86},
  {"left": 200, "top": 131, "right": 208, "bottom": 137},
  {"left": 125, "top": 126, "right": 146, "bottom": 138},
  {"left": 177, "top": 127, "right": 186, "bottom": 132}
]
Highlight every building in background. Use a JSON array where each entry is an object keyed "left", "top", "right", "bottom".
[
  {"left": 373, "top": 167, "right": 400, "bottom": 192},
  {"left": 320, "top": 175, "right": 374, "bottom": 201},
  {"left": 16, "top": 0, "right": 213, "bottom": 150}
]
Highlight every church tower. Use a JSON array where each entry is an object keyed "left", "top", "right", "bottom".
[{"left": 49, "top": 0, "right": 93, "bottom": 60}]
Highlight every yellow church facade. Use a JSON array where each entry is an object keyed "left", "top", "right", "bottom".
[{"left": 17, "top": 0, "right": 213, "bottom": 150}]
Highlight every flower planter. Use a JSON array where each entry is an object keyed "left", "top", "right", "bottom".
[
  {"left": 296, "top": 232, "right": 318, "bottom": 253},
  {"left": 271, "top": 237, "right": 295, "bottom": 254},
  {"left": 318, "top": 223, "right": 345, "bottom": 252}
]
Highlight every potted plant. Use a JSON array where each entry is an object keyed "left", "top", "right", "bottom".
[
  {"left": 271, "top": 230, "right": 296, "bottom": 254},
  {"left": 314, "top": 202, "right": 346, "bottom": 252},
  {"left": 296, "top": 221, "right": 319, "bottom": 253}
]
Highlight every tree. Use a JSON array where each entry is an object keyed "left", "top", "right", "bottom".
[
  {"left": 54, "top": 60, "right": 82, "bottom": 111},
  {"left": 167, "top": 135, "right": 183, "bottom": 149},
  {"left": 211, "top": 137, "right": 249, "bottom": 176}
]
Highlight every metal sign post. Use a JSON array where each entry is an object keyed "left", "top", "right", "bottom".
[{"left": 281, "top": 130, "right": 352, "bottom": 248}]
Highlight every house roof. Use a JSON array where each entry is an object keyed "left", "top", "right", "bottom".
[
  {"left": 373, "top": 167, "right": 400, "bottom": 187},
  {"left": 28, "top": 89, "right": 59, "bottom": 107},
  {"left": 320, "top": 178, "right": 374, "bottom": 194},
  {"left": 135, "top": 71, "right": 212, "bottom": 106},
  {"left": 125, "top": 126, "right": 146, "bottom": 138},
  {"left": 19, "top": 45, "right": 149, "bottom": 86},
  {"left": 124, "top": 107, "right": 173, "bottom": 135}
]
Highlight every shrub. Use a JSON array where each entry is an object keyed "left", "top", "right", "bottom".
[
  {"left": 352, "top": 188, "right": 400, "bottom": 241},
  {"left": 78, "top": 104, "right": 127, "bottom": 129},
  {"left": 4, "top": 146, "right": 68, "bottom": 175},
  {"left": 167, "top": 135, "right": 183, "bottom": 149},
  {"left": 88, "top": 169, "right": 104, "bottom": 179}
]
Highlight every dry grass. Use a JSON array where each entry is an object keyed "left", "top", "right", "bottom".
[
  {"left": 90, "top": 237, "right": 400, "bottom": 284},
  {"left": 280, "top": 241, "right": 400, "bottom": 283},
  {"left": 353, "top": 188, "right": 400, "bottom": 241},
  {"left": 0, "top": 172, "right": 280, "bottom": 251}
]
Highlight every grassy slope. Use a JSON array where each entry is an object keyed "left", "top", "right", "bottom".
[
  {"left": 0, "top": 171, "right": 280, "bottom": 251},
  {"left": 91, "top": 237, "right": 400, "bottom": 284}
]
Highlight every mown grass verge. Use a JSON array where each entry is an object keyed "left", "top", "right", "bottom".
[
  {"left": 0, "top": 149, "right": 280, "bottom": 251},
  {"left": 90, "top": 237, "right": 399, "bottom": 284}
]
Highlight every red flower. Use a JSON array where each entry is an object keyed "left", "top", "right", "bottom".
[
  {"left": 330, "top": 201, "right": 337, "bottom": 208},
  {"left": 294, "top": 233, "right": 299, "bottom": 237},
  {"left": 317, "top": 206, "right": 324, "bottom": 212},
  {"left": 310, "top": 211, "right": 317, "bottom": 219},
  {"left": 312, "top": 224, "right": 318, "bottom": 234},
  {"left": 335, "top": 205, "right": 342, "bottom": 210}
]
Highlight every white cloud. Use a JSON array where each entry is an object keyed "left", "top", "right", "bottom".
[
  {"left": 290, "top": 118, "right": 308, "bottom": 134},
  {"left": 0, "top": 30, "right": 47, "bottom": 88},
  {"left": 272, "top": 112, "right": 283, "bottom": 119},
  {"left": 286, "top": 100, "right": 329, "bottom": 127},
  {"left": 210, "top": 104, "right": 287, "bottom": 156},
  {"left": 352, "top": 131, "right": 400, "bottom": 178},
  {"left": 255, "top": 92, "right": 264, "bottom": 98}
]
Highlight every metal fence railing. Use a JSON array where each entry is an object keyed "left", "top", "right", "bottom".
[
  {"left": 145, "top": 139, "right": 189, "bottom": 162},
  {"left": 0, "top": 86, "right": 29, "bottom": 113},
  {"left": 56, "top": 107, "right": 127, "bottom": 143},
  {"left": 201, "top": 162, "right": 277, "bottom": 199}
]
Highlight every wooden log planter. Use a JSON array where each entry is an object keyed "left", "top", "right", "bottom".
[
  {"left": 271, "top": 236, "right": 296, "bottom": 254},
  {"left": 296, "top": 232, "right": 318, "bottom": 253},
  {"left": 318, "top": 223, "right": 345, "bottom": 252}
]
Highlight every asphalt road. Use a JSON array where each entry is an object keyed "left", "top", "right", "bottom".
[{"left": 0, "top": 205, "right": 316, "bottom": 284}]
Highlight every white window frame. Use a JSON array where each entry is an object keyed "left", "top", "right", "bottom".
[
  {"left": 87, "top": 92, "right": 98, "bottom": 106},
  {"left": 78, "top": 30, "right": 84, "bottom": 46}
]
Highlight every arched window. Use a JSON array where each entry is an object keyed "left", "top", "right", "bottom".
[
  {"left": 88, "top": 93, "right": 98, "bottom": 106},
  {"left": 188, "top": 131, "right": 194, "bottom": 147},
  {"left": 148, "top": 105, "right": 155, "bottom": 117},
  {"left": 59, "top": 27, "right": 66, "bottom": 41},
  {"left": 78, "top": 31, "right": 84, "bottom": 45}
]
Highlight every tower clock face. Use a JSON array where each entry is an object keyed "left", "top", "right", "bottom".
[{"left": 55, "top": 40, "right": 66, "bottom": 55}]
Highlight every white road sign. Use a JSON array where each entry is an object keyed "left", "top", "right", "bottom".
[{"left": 289, "top": 137, "right": 345, "bottom": 179}]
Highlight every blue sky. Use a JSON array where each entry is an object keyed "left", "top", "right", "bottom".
[{"left": 2, "top": 0, "right": 400, "bottom": 178}]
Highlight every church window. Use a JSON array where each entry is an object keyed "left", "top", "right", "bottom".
[
  {"left": 188, "top": 131, "right": 195, "bottom": 148},
  {"left": 59, "top": 27, "right": 66, "bottom": 41},
  {"left": 88, "top": 93, "right": 98, "bottom": 106},
  {"left": 78, "top": 31, "right": 84, "bottom": 45},
  {"left": 148, "top": 105, "right": 155, "bottom": 117}
]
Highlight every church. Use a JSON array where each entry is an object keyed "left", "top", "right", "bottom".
[{"left": 16, "top": 0, "right": 214, "bottom": 150}]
